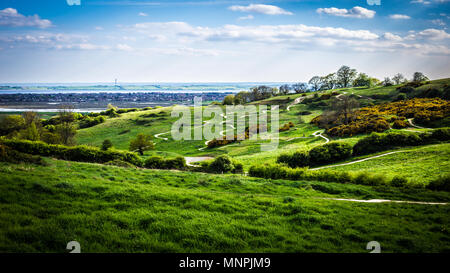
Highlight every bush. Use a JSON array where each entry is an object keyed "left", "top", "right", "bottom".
[
  {"left": 143, "top": 156, "right": 186, "bottom": 170},
  {"left": 208, "top": 155, "right": 234, "bottom": 173},
  {"left": 390, "top": 176, "right": 408, "bottom": 187},
  {"left": 353, "top": 132, "right": 424, "bottom": 156},
  {"left": 0, "top": 139, "right": 142, "bottom": 166},
  {"left": 101, "top": 139, "right": 113, "bottom": 151},
  {"left": 0, "top": 144, "right": 46, "bottom": 165},
  {"left": 392, "top": 119, "right": 408, "bottom": 129},
  {"left": 427, "top": 175, "right": 450, "bottom": 192},
  {"left": 308, "top": 142, "right": 352, "bottom": 166},
  {"left": 431, "top": 128, "right": 450, "bottom": 141},
  {"left": 277, "top": 151, "right": 310, "bottom": 168}
]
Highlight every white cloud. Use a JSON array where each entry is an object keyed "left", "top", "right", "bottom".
[
  {"left": 116, "top": 44, "right": 133, "bottom": 51},
  {"left": 228, "top": 4, "right": 293, "bottom": 15},
  {"left": 95, "top": 26, "right": 104, "bottom": 30},
  {"left": 0, "top": 8, "right": 52, "bottom": 28},
  {"left": 238, "top": 15, "right": 254, "bottom": 21},
  {"left": 316, "top": 6, "right": 376, "bottom": 19},
  {"left": 431, "top": 19, "right": 446, "bottom": 26},
  {"left": 390, "top": 14, "right": 411, "bottom": 19},
  {"left": 406, "top": 28, "right": 450, "bottom": 40},
  {"left": 138, "top": 12, "right": 148, "bottom": 17},
  {"left": 383, "top": 32, "right": 403, "bottom": 41}
]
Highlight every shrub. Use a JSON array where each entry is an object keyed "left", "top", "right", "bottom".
[
  {"left": 0, "top": 139, "right": 142, "bottom": 166},
  {"left": 0, "top": 144, "right": 46, "bottom": 165},
  {"left": 392, "top": 119, "right": 408, "bottom": 129},
  {"left": 353, "top": 132, "right": 425, "bottom": 156},
  {"left": 308, "top": 142, "right": 352, "bottom": 166},
  {"left": 277, "top": 151, "right": 309, "bottom": 168},
  {"left": 431, "top": 128, "right": 450, "bottom": 141},
  {"left": 390, "top": 176, "right": 408, "bottom": 187},
  {"left": 208, "top": 155, "right": 234, "bottom": 173},
  {"left": 427, "top": 175, "right": 450, "bottom": 192},
  {"left": 101, "top": 139, "right": 113, "bottom": 151},
  {"left": 143, "top": 156, "right": 186, "bottom": 170}
]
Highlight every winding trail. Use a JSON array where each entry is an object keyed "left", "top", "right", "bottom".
[
  {"left": 286, "top": 96, "right": 304, "bottom": 111},
  {"left": 312, "top": 130, "right": 329, "bottom": 143},
  {"left": 321, "top": 198, "right": 447, "bottom": 205},
  {"left": 310, "top": 151, "right": 404, "bottom": 170},
  {"left": 407, "top": 118, "right": 429, "bottom": 129}
]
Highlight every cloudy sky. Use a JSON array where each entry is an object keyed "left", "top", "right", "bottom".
[{"left": 0, "top": 0, "right": 449, "bottom": 83}]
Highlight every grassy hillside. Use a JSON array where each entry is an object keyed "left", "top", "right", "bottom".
[{"left": 0, "top": 158, "right": 449, "bottom": 253}]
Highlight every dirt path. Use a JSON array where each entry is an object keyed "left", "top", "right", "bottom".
[
  {"left": 322, "top": 198, "right": 448, "bottom": 205},
  {"left": 312, "top": 130, "right": 329, "bottom": 143},
  {"left": 407, "top": 118, "right": 429, "bottom": 129},
  {"left": 185, "top": 156, "right": 214, "bottom": 167},
  {"left": 286, "top": 96, "right": 304, "bottom": 111},
  {"left": 310, "top": 151, "right": 404, "bottom": 170}
]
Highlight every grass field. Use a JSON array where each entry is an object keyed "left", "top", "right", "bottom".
[{"left": 0, "top": 159, "right": 449, "bottom": 253}]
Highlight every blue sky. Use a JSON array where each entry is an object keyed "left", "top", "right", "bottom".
[{"left": 0, "top": 0, "right": 449, "bottom": 83}]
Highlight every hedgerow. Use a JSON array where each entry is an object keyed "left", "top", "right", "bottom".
[
  {"left": 277, "top": 142, "right": 352, "bottom": 168},
  {"left": 248, "top": 163, "right": 409, "bottom": 187},
  {"left": 144, "top": 156, "right": 186, "bottom": 170},
  {"left": 0, "top": 139, "right": 142, "bottom": 166}
]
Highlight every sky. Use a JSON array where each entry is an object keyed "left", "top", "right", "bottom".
[{"left": 0, "top": 0, "right": 449, "bottom": 83}]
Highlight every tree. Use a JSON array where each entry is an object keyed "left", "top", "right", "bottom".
[
  {"left": 336, "top": 65, "right": 357, "bottom": 88},
  {"left": 233, "top": 91, "right": 250, "bottom": 105},
  {"left": 250, "top": 86, "right": 273, "bottom": 101},
  {"left": 292, "top": 83, "right": 309, "bottom": 93},
  {"left": 279, "top": 84, "right": 291, "bottom": 95},
  {"left": 130, "top": 133, "right": 154, "bottom": 155},
  {"left": 320, "top": 73, "right": 337, "bottom": 90},
  {"left": 21, "top": 122, "right": 40, "bottom": 141},
  {"left": 22, "top": 111, "right": 40, "bottom": 127},
  {"left": 331, "top": 95, "right": 359, "bottom": 125},
  {"left": 0, "top": 115, "right": 25, "bottom": 135},
  {"left": 101, "top": 139, "right": 113, "bottom": 151},
  {"left": 412, "top": 72, "right": 429, "bottom": 82},
  {"left": 56, "top": 105, "right": 77, "bottom": 145},
  {"left": 392, "top": 73, "right": 405, "bottom": 85},
  {"left": 223, "top": 94, "right": 235, "bottom": 105},
  {"left": 353, "top": 73, "right": 371, "bottom": 87},
  {"left": 308, "top": 76, "right": 321, "bottom": 91},
  {"left": 382, "top": 77, "right": 393, "bottom": 86}
]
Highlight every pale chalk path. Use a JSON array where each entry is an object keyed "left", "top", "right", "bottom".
[
  {"left": 310, "top": 151, "right": 404, "bottom": 170},
  {"left": 321, "top": 198, "right": 447, "bottom": 205},
  {"left": 312, "top": 130, "right": 330, "bottom": 143},
  {"left": 407, "top": 118, "right": 429, "bottom": 129},
  {"left": 286, "top": 96, "right": 304, "bottom": 111}
]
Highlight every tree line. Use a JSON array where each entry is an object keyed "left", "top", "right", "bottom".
[{"left": 223, "top": 65, "right": 429, "bottom": 105}]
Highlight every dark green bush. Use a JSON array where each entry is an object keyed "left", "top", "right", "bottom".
[
  {"left": 390, "top": 176, "right": 408, "bottom": 187},
  {"left": 431, "top": 128, "right": 450, "bottom": 141},
  {"left": 0, "top": 144, "right": 46, "bottom": 165},
  {"left": 208, "top": 155, "right": 234, "bottom": 173},
  {"left": 353, "top": 132, "right": 425, "bottom": 156},
  {"left": 426, "top": 175, "right": 450, "bottom": 192},
  {"left": 277, "top": 150, "right": 309, "bottom": 168},
  {"left": 143, "top": 156, "right": 186, "bottom": 170},
  {"left": 309, "top": 142, "right": 352, "bottom": 166},
  {"left": 0, "top": 139, "right": 142, "bottom": 166}
]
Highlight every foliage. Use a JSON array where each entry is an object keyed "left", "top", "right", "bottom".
[
  {"left": 0, "top": 139, "right": 142, "bottom": 166},
  {"left": 101, "top": 139, "right": 113, "bottom": 151},
  {"left": 143, "top": 156, "right": 186, "bottom": 170},
  {"left": 312, "top": 98, "right": 450, "bottom": 136},
  {"left": 129, "top": 133, "right": 154, "bottom": 155}
]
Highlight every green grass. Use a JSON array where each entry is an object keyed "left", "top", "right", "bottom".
[
  {"left": 321, "top": 143, "right": 450, "bottom": 185},
  {"left": 0, "top": 159, "right": 449, "bottom": 253}
]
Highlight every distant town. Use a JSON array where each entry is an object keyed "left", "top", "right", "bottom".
[{"left": 0, "top": 92, "right": 234, "bottom": 110}]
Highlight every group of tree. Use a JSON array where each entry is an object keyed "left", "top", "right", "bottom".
[{"left": 0, "top": 105, "right": 77, "bottom": 145}]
